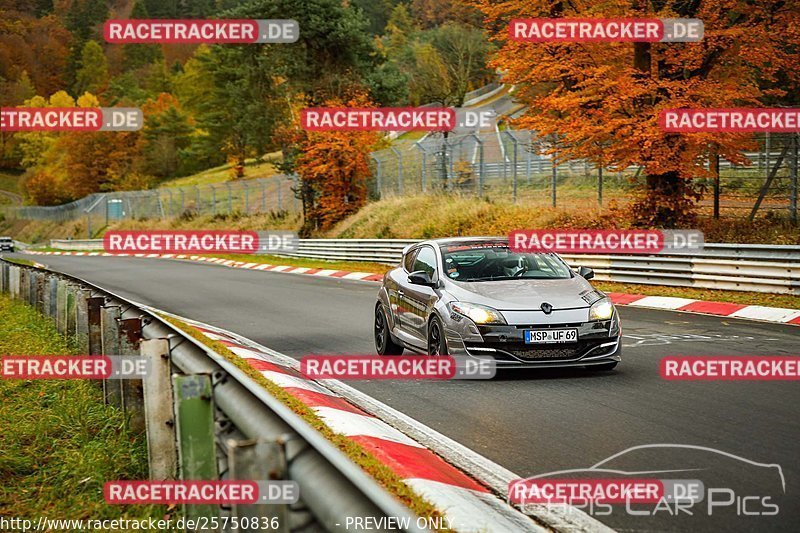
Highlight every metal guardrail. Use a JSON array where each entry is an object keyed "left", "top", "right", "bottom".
[
  {"left": 0, "top": 259, "right": 425, "bottom": 533},
  {"left": 273, "top": 239, "right": 800, "bottom": 296},
  {"left": 45, "top": 238, "right": 800, "bottom": 295}
]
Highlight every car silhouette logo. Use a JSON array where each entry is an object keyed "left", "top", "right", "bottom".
[{"left": 541, "top": 302, "right": 553, "bottom": 314}]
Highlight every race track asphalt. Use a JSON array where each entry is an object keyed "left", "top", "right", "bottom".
[{"left": 8, "top": 253, "right": 799, "bottom": 532}]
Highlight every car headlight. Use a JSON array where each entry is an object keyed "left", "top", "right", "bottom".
[
  {"left": 589, "top": 299, "right": 614, "bottom": 321},
  {"left": 449, "top": 302, "right": 506, "bottom": 325}
]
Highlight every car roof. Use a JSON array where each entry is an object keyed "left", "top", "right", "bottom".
[{"left": 403, "top": 237, "right": 507, "bottom": 255}]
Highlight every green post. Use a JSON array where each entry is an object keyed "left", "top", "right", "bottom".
[{"left": 173, "top": 374, "right": 219, "bottom": 525}]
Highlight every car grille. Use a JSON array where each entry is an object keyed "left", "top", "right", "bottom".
[{"left": 466, "top": 339, "right": 609, "bottom": 362}]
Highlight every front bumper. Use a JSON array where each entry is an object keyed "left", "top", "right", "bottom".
[{"left": 445, "top": 316, "right": 621, "bottom": 368}]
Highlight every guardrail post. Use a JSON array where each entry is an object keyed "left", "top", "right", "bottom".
[
  {"left": 65, "top": 284, "right": 77, "bottom": 336},
  {"left": 173, "top": 373, "right": 219, "bottom": 523},
  {"left": 101, "top": 305, "right": 123, "bottom": 407},
  {"left": 32, "top": 271, "right": 45, "bottom": 313},
  {"left": 119, "top": 317, "right": 145, "bottom": 433},
  {"left": 75, "top": 289, "right": 91, "bottom": 353},
  {"left": 47, "top": 276, "right": 58, "bottom": 319},
  {"left": 228, "top": 439, "right": 290, "bottom": 532},
  {"left": 0, "top": 261, "right": 8, "bottom": 293},
  {"left": 141, "top": 338, "right": 178, "bottom": 480},
  {"left": 55, "top": 279, "right": 68, "bottom": 333},
  {"left": 87, "top": 297, "right": 104, "bottom": 355},
  {"left": 19, "top": 268, "right": 29, "bottom": 303}
]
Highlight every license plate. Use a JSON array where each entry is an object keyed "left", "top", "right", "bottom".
[{"left": 525, "top": 329, "right": 578, "bottom": 344}]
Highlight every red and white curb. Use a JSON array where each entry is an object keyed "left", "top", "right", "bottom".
[
  {"left": 26, "top": 250, "right": 800, "bottom": 326},
  {"left": 153, "top": 311, "right": 611, "bottom": 533}
]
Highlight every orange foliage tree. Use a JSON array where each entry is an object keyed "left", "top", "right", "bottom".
[
  {"left": 470, "top": 0, "right": 800, "bottom": 226},
  {"left": 293, "top": 94, "right": 382, "bottom": 233}
]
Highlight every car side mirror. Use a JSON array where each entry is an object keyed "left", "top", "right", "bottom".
[
  {"left": 408, "top": 270, "right": 436, "bottom": 287},
  {"left": 578, "top": 266, "right": 595, "bottom": 280}
]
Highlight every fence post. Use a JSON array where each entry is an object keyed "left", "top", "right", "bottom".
[
  {"left": 166, "top": 189, "right": 174, "bottom": 218},
  {"left": 180, "top": 188, "right": 185, "bottom": 214},
  {"left": 391, "top": 147, "right": 404, "bottom": 195},
  {"left": 141, "top": 338, "right": 178, "bottom": 480},
  {"left": 415, "top": 142, "right": 426, "bottom": 193},
  {"left": 195, "top": 185, "right": 202, "bottom": 212},
  {"left": 244, "top": 182, "right": 250, "bottom": 214},
  {"left": 791, "top": 133, "right": 798, "bottom": 225},
  {"left": 551, "top": 138, "right": 558, "bottom": 208},
  {"left": 371, "top": 155, "right": 382, "bottom": 196},
  {"left": 211, "top": 185, "right": 217, "bottom": 215},
  {"left": 598, "top": 166, "right": 603, "bottom": 205},
  {"left": 261, "top": 181, "right": 267, "bottom": 212}
]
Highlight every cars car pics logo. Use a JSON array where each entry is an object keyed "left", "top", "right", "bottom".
[
  {"left": 508, "top": 444, "right": 784, "bottom": 519},
  {"left": 540, "top": 302, "right": 553, "bottom": 314}
]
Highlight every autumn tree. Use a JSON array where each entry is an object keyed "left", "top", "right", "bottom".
[
  {"left": 141, "top": 93, "right": 195, "bottom": 178},
  {"left": 294, "top": 94, "right": 382, "bottom": 233},
  {"left": 471, "top": 0, "right": 800, "bottom": 226},
  {"left": 74, "top": 40, "right": 109, "bottom": 95}
]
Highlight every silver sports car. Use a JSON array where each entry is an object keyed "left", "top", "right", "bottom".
[{"left": 374, "top": 237, "right": 621, "bottom": 370}]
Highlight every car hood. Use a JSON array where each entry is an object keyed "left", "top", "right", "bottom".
[{"left": 445, "top": 276, "right": 596, "bottom": 310}]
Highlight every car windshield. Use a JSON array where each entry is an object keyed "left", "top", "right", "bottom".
[{"left": 440, "top": 243, "right": 572, "bottom": 282}]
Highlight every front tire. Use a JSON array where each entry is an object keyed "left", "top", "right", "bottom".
[
  {"left": 375, "top": 304, "right": 403, "bottom": 355},
  {"left": 427, "top": 316, "right": 448, "bottom": 356}
]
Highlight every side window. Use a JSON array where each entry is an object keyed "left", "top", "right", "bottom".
[
  {"left": 403, "top": 249, "right": 419, "bottom": 272},
  {"left": 412, "top": 247, "right": 438, "bottom": 278}
]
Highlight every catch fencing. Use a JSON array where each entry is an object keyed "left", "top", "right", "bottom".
[
  {"left": 11, "top": 175, "right": 301, "bottom": 234},
  {"left": 6, "top": 132, "right": 799, "bottom": 229},
  {"left": 370, "top": 131, "right": 800, "bottom": 221},
  {"left": 0, "top": 258, "right": 424, "bottom": 533}
]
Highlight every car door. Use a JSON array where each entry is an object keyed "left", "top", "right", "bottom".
[
  {"left": 403, "top": 245, "right": 440, "bottom": 344},
  {"left": 391, "top": 247, "right": 418, "bottom": 333}
]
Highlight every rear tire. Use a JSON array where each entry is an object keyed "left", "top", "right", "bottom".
[
  {"left": 587, "top": 362, "right": 618, "bottom": 371},
  {"left": 375, "top": 304, "right": 404, "bottom": 355},
  {"left": 427, "top": 316, "right": 448, "bottom": 356}
]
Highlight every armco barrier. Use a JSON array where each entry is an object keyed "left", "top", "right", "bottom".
[
  {"left": 46, "top": 238, "right": 800, "bottom": 295},
  {"left": 0, "top": 258, "right": 426, "bottom": 533}
]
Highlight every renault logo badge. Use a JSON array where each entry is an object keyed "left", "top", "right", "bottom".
[{"left": 541, "top": 302, "right": 553, "bottom": 314}]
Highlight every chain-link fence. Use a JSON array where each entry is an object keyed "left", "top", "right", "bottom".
[
  {"left": 10, "top": 175, "right": 301, "bottom": 235},
  {"left": 369, "top": 130, "right": 800, "bottom": 222},
  {"left": 5, "top": 131, "right": 799, "bottom": 232}
]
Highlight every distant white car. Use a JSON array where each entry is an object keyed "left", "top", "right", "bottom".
[{"left": 0, "top": 237, "right": 14, "bottom": 252}]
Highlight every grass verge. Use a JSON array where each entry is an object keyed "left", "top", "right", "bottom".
[
  {"left": 0, "top": 293, "right": 166, "bottom": 521},
  {"left": 160, "top": 315, "right": 448, "bottom": 530}
]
